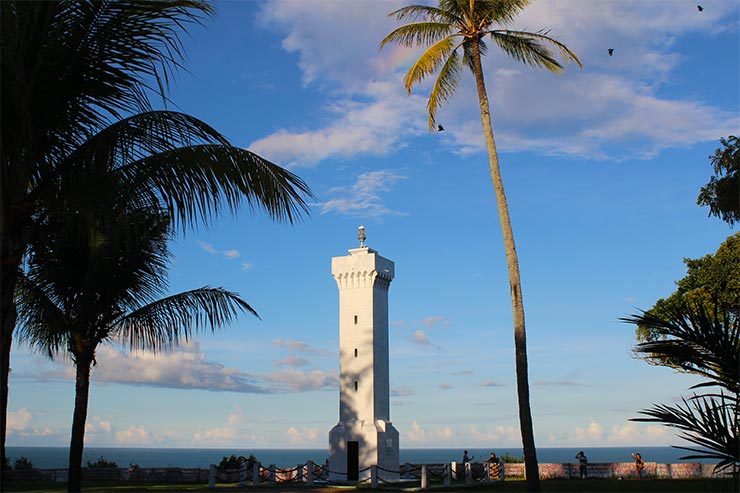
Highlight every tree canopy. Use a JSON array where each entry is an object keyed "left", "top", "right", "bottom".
[
  {"left": 697, "top": 136, "right": 740, "bottom": 227},
  {"left": 635, "top": 233, "right": 740, "bottom": 356}
]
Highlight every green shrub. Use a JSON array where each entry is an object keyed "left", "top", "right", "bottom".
[
  {"left": 14, "top": 457, "right": 34, "bottom": 470},
  {"left": 500, "top": 453, "right": 524, "bottom": 463},
  {"left": 86, "top": 456, "right": 118, "bottom": 468},
  {"left": 217, "top": 454, "right": 256, "bottom": 471}
]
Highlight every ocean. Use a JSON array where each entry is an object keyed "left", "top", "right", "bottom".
[{"left": 6, "top": 446, "right": 714, "bottom": 468}]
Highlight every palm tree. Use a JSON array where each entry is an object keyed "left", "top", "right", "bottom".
[
  {"left": 16, "top": 200, "right": 257, "bottom": 493},
  {"left": 0, "top": 0, "right": 311, "bottom": 467},
  {"left": 380, "top": 1, "right": 581, "bottom": 490},
  {"left": 623, "top": 301, "right": 739, "bottom": 478}
]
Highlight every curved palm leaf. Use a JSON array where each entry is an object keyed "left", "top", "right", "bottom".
[
  {"left": 622, "top": 301, "right": 739, "bottom": 394},
  {"left": 14, "top": 273, "right": 68, "bottom": 359},
  {"left": 112, "top": 287, "right": 257, "bottom": 353},
  {"left": 403, "top": 36, "right": 458, "bottom": 93},
  {"left": 632, "top": 394, "right": 738, "bottom": 474},
  {"left": 427, "top": 47, "right": 463, "bottom": 129},
  {"left": 489, "top": 30, "right": 582, "bottom": 69},
  {"left": 380, "top": 22, "right": 455, "bottom": 49},
  {"left": 388, "top": 4, "right": 462, "bottom": 24}
]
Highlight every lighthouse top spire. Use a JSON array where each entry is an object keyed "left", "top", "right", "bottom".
[{"left": 358, "top": 225, "right": 366, "bottom": 248}]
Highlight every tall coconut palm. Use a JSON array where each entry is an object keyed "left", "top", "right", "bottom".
[
  {"left": 381, "top": 1, "right": 580, "bottom": 490},
  {"left": 16, "top": 198, "right": 257, "bottom": 493},
  {"left": 0, "top": 0, "right": 311, "bottom": 467}
]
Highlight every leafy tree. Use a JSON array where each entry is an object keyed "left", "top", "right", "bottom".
[
  {"left": 698, "top": 136, "right": 740, "bottom": 226},
  {"left": 635, "top": 234, "right": 740, "bottom": 367},
  {"left": 0, "top": 0, "right": 311, "bottom": 470},
  {"left": 13, "top": 456, "right": 33, "bottom": 470},
  {"left": 16, "top": 203, "right": 257, "bottom": 492},
  {"left": 217, "top": 454, "right": 257, "bottom": 472},
  {"left": 623, "top": 301, "right": 738, "bottom": 476},
  {"left": 86, "top": 457, "right": 118, "bottom": 469},
  {"left": 380, "top": 2, "right": 580, "bottom": 490}
]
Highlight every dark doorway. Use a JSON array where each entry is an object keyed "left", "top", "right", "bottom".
[{"left": 347, "top": 441, "right": 359, "bottom": 480}]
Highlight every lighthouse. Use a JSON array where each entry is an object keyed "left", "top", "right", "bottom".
[{"left": 328, "top": 226, "right": 400, "bottom": 481}]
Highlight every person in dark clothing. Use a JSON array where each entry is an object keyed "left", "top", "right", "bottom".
[
  {"left": 462, "top": 450, "right": 474, "bottom": 463},
  {"left": 575, "top": 450, "right": 588, "bottom": 479},
  {"left": 631, "top": 452, "right": 644, "bottom": 477}
]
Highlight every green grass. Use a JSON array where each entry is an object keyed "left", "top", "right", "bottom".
[{"left": 4, "top": 479, "right": 736, "bottom": 493}]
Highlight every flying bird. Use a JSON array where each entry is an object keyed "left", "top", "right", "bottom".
[
  {"left": 437, "top": 124, "right": 445, "bottom": 132},
  {"left": 608, "top": 48, "right": 614, "bottom": 56},
  {"left": 697, "top": 5, "right": 703, "bottom": 12}
]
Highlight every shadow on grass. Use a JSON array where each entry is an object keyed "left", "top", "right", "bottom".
[{"left": 4, "top": 479, "right": 737, "bottom": 493}]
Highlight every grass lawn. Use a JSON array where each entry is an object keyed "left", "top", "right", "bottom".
[{"left": 4, "top": 479, "right": 736, "bottom": 493}]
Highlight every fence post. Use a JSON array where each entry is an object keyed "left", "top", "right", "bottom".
[
  {"left": 269, "top": 464, "right": 276, "bottom": 483},
  {"left": 465, "top": 462, "right": 472, "bottom": 485},
  {"left": 253, "top": 462, "right": 260, "bottom": 485},
  {"left": 444, "top": 463, "right": 451, "bottom": 487},
  {"left": 208, "top": 464, "right": 216, "bottom": 489},
  {"left": 238, "top": 462, "right": 247, "bottom": 487},
  {"left": 421, "top": 464, "right": 428, "bottom": 490},
  {"left": 451, "top": 461, "right": 457, "bottom": 481},
  {"left": 371, "top": 465, "right": 378, "bottom": 488},
  {"left": 500, "top": 462, "right": 506, "bottom": 482},
  {"left": 306, "top": 460, "right": 314, "bottom": 485}
]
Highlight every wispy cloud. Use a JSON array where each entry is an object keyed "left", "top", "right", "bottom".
[
  {"left": 256, "top": 0, "right": 738, "bottom": 163},
  {"left": 534, "top": 380, "right": 591, "bottom": 387},
  {"left": 273, "top": 338, "right": 332, "bottom": 356},
  {"left": 480, "top": 380, "right": 505, "bottom": 388},
  {"left": 320, "top": 170, "right": 407, "bottom": 219},
  {"left": 260, "top": 369, "right": 338, "bottom": 392},
  {"left": 391, "top": 387, "right": 414, "bottom": 397},
  {"left": 438, "top": 383, "right": 452, "bottom": 390},
  {"left": 275, "top": 356, "right": 310, "bottom": 368},
  {"left": 197, "top": 241, "right": 242, "bottom": 260},
  {"left": 420, "top": 315, "right": 450, "bottom": 329},
  {"left": 412, "top": 329, "right": 430, "bottom": 346}
]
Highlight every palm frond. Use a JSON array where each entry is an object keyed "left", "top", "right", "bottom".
[
  {"left": 387, "top": 5, "right": 462, "bottom": 24},
  {"left": 632, "top": 394, "right": 739, "bottom": 474},
  {"left": 490, "top": 30, "right": 565, "bottom": 73},
  {"left": 427, "top": 47, "right": 463, "bottom": 129},
  {"left": 471, "top": 0, "right": 532, "bottom": 27},
  {"left": 112, "top": 287, "right": 258, "bottom": 353},
  {"left": 403, "top": 36, "right": 457, "bottom": 93},
  {"left": 380, "top": 22, "right": 455, "bottom": 49},
  {"left": 622, "top": 301, "right": 739, "bottom": 395},
  {"left": 116, "top": 144, "right": 312, "bottom": 228},
  {"left": 490, "top": 29, "right": 582, "bottom": 70},
  {"left": 14, "top": 272, "right": 69, "bottom": 359}
]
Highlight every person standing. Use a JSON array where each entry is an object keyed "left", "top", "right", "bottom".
[
  {"left": 575, "top": 451, "right": 588, "bottom": 479},
  {"left": 631, "top": 452, "right": 644, "bottom": 478}
]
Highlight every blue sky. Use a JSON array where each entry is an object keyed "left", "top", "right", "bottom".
[{"left": 7, "top": 0, "right": 740, "bottom": 450}]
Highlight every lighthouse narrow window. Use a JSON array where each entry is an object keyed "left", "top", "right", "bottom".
[
  {"left": 354, "top": 315, "right": 358, "bottom": 325},
  {"left": 354, "top": 348, "right": 358, "bottom": 358},
  {"left": 354, "top": 381, "right": 358, "bottom": 391}
]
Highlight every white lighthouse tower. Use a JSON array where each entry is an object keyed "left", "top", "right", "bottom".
[{"left": 328, "top": 226, "right": 400, "bottom": 481}]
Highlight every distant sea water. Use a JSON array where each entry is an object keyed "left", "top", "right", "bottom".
[{"left": 6, "top": 446, "right": 715, "bottom": 468}]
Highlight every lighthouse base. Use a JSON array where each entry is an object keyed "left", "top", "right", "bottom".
[{"left": 328, "top": 419, "right": 399, "bottom": 482}]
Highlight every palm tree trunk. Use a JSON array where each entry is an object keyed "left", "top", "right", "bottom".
[
  {"left": 68, "top": 356, "right": 92, "bottom": 493},
  {"left": 0, "top": 212, "right": 23, "bottom": 477},
  {"left": 469, "top": 38, "right": 540, "bottom": 492}
]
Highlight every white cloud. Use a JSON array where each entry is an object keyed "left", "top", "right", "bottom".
[
  {"left": 261, "top": 369, "right": 338, "bottom": 392},
  {"left": 480, "top": 380, "right": 505, "bottom": 388},
  {"left": 321, "top": 170, "right": 407, "bottom": 218},
  {"left": 275, "top": 356, "right": 310, "bottom": 368},
  {"left": 404, "top": 421, "right": 455, "bottom": 444},
  {"left": 241, "top": 261, "right": 253, "bottom": 271},
  {"left": 273, "top": 338, "right": 331, "bottom": 355},
  {"left": 197, "top": 241, "right": 242, "bottom": 260},
  {"left": 7, "top": 408, "right": 32, "bottom": 431},
  {"left": 391, "top": 387, "right": 414, "bottom": 397},
  {"left": 116, "top": 425, "right": 156, "bottom": 445},
  {"left": 285, "top": 427, "right": 320, "bottom": 445},
  {"left": 223, "top": 249, "right": 241, "bottom": 259},
  {"left": 412, "top": 329, "right": 429, "bottom": 346},
  {"left": 420, "top": 315, "right": 450, "bottom": 329},
  {"left": 254, "top": 0, "right": 738, "bottom": 163}
]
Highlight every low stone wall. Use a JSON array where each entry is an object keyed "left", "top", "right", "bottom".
[{"left": 4, "top": 461, "right": 726, "bottom": 483}]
